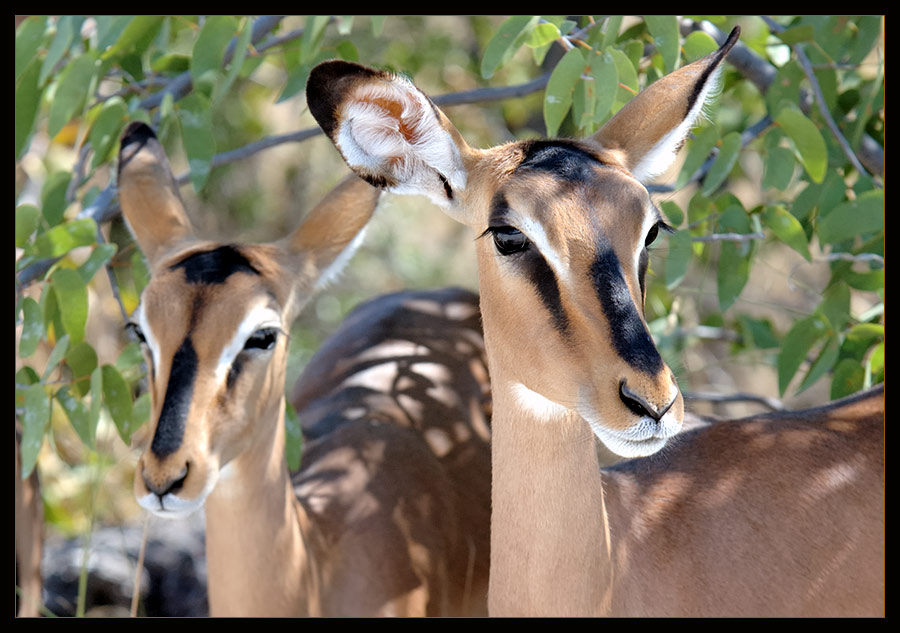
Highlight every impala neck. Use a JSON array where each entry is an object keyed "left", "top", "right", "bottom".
[
  {"left": 488, "top": 378, "right": 621, "bottom": 616},
  {"left": 203, "top": 397, "right": 321, "bottom": 616}
]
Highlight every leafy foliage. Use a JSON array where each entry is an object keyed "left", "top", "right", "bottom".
[{"left": 15, "top": 17, "right": 884, "bottom": 609}]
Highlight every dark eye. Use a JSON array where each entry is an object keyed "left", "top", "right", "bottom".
[
  {"left": 644, "top": 223, "right": 660, "bottom": 248},
  {"left": 126, "top": 322, "right": 146, "bottom": 344},
  {"left": 244, "top": 327, "right": 278, "bottom": 352},
  {"left": 491, "top": 226, "right": 529, "bottom": 256}
]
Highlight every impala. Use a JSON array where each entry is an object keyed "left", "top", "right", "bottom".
[
  {"left": 306, "top": 26, "right": 885, "bottom": 616},
  {"left": 119, "top": 122, "right": 490, "bottom": 616}
]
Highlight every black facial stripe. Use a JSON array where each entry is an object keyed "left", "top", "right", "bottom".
[
  {"left": 171, "top": 245, "right": 259, "bottom": 285},
  {"left": 524, "top": 251, "right": 569, "bottom": 335},
  {"left": 488, "top": 191, "right": 511, "bottom": 227},
  {"left": 151, "top": 337, "right": 198, "bottom": 458},
  {"left": 590, "top": 243, "right": 663, "bottom": 375}
]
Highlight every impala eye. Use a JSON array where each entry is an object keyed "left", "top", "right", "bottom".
[
  {"left": 125, "top": 322, "right": 147, "bottom": 344},
  {"left": 490, "top": 226, "right": 529, "bottom": 256},
  {"left": 644, "top": 223, "right": 659, "bottom": 247},
  {"left": 244, "top": 327, "right": 278, "bottom": 351}
]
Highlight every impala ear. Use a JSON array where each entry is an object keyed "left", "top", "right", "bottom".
[
  {"left": 282, "top": 173, "right": 381, "bottom": 298},
  {"left": 307, "top": 60, "right": 476, "bottom": 223},
  {"left": 591, "top": 27, "right": 740, "bottom": 183},
  {"left": 118, "top": 122, "right": 194, "bottom": 267}
]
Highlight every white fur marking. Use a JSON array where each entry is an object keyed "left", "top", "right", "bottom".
[{"left": 214, "top": 302, "right": 283, "bottom": 384}]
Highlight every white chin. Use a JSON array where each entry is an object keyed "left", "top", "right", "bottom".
[
  {"left": 137, "top": 492, "right": 203, "bottom": 519},
  {"left": 594, "top": 432, "right": 669, "bottom": 459}
]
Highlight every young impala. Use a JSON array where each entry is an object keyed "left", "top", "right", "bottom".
[
  {"left": 118, "top": 122, "right": 491, "bottom": 616},
  {"left": 306, "top": 26, "right": 885, "bottom": 616}
]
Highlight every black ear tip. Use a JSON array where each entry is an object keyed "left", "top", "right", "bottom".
[
  {"left": 723, "top": 26, "right": 741, "bottom": 52},
  {"left": 121, "top": 121, "right": 157, "bottom": 149}
]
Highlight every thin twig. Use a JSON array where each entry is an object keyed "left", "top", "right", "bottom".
[
  {"left": 683, "top": 390, "right": 787, "bottom": 412},
  {"left": 691, "top": 232, "right": 766, "bottom": 243},
  {"left": 129, "top": 514, "right": 151, "bottom": 617}
]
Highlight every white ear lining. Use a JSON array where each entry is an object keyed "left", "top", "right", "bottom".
[
  {"left": 630, "top": 65, "right": 724, "bottom": 184},
  {"left": 335, "top": 80, "right": 467, "bottom": 208}
]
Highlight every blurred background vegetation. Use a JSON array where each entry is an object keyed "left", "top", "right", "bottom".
[{"left": 16, "top": 16, "right": 883, "bottom": 615}]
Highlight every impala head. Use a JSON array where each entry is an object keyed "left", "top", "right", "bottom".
[
  {"left": 118, "top": 122, "right": 380, "bottom": 517},
  {"left": 307, "top": 28, "right": 740, "bottom": 458}
]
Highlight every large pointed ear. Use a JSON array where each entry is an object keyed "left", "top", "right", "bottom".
[
  {"left": 591, "top": 27, "right": 740, "bottom": 183},
  {"left": 281, "top": 172, "right": 381, "bottom": 295},
  {"left": 306, "top": 60, "right": 473, "bottom": 222},
  {"left": 117, "top": 122, "right": 194, "bottom": 268}
]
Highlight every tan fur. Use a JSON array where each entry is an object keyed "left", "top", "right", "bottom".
[
  {"left": 306, "top": 27, "right": 884, "bottom": 616},
  {"left": 119, "top": 123, "right": 490, "bottom": 616}
]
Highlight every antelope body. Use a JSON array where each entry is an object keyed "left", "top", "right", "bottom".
[
  {"left": 306, "top": 26, "right": 885, "bottom": 616},
  {"left": 120, "top": 122, "right": 490, "bottom": 616}
]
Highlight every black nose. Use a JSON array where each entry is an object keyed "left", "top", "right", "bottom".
[
  {"left": 143, "top": 464, "right": 189, "bottom": 498},
  {"left": 618, "top": 381, "right": 674, "bottom": 421}
]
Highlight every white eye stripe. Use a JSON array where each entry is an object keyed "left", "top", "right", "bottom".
[
  {"left": 513, "top": 216, "right": 572, "bottom": 288},
  {"left": 214, "top": 303, "right": 284, "bottom": 384},
  {"left": 635, "top": 206, "right": 660, "bottom": 282},
  {"left": 135, "top": 303, "right": 161, "bottom": 373}
]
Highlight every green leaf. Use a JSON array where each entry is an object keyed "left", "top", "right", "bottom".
[
  {"left": 66, "top": 341, "right": 99, "bottom": 396},
  {"left": 89, "top": 97, "right": 128, "bottom": 169},
  {"left": 28, "top": 218, "right": 97, "bottom": 258},
  {"left": 763, "top": 205, "right": 810, "bottom": 261},
  {"left": 40, "top": 171, "right": 72, "bottom": 227},
  {"left": 817, "top": 281, "right": 851, "bottom": 331},
  {"left": 867, "top": 342, "right": 884, "bottom": 383},
  {"left": 51, "top": 268, "right": 89, "bottom": 344},
  {"left": 797, "top": 335, "right": 840, "bottom": 393},
  {"left": 191, "top": 16, "right": 236, "bottom": 97},
  {"left": 738, "top": 315, "right": 780, "bottom": 349},
  {"left": 102, "top": 364, "right": 137, "bottom": 444},
  {"left": 48, "top": 52, "right": 98, "bottom": 138},
  {"left": 777, "top": 25, "right": 815, "bottom": 45},
  {"left": 664, "top": 229, "right": 692, "bottom": 289},
  {"left": 830, "top": 358, "right": 865, "bottom": 400},
  {"left": 78, "top": 243, "right": 117, "bottom": 284},
  {"left": 16, "top": 16, "right": 47, "bottom": 81},
  {"left": 42, "top": 334, "right": 70, "bottom": 382},
  {"left": 702, "top": 131, "right": 741, "bottom": 196},
  {"left": 102, "top": 16, "right": 164, "bottom": 60},
  {"left": 39, "top": 16, "right": 83, "bottom": 86},
  {"left": 177, "top": 93, "right": 216, "bottom": 192},
  {"left": 543, "top": 48, "right": 585, "bottom": 137},
  {"left": 659, "top": 200, "right": 684, "bottom": 227},
  {"left": 589, "top": 50, "right": 618, "bottom": 125},
  {"left": 676, "top": 125, "right": 719, "bottom": 189},
  {"left": 481, "top": 16, "right": 539, "bottom": 79},
  {"left": 21, "top": 385, "right": 50, "bottom": 478},
  {"left": 15, "top": 367, "right": 41, "bottom": 409},
  {"left": 644, "top": 16, "right": 679, "bottom": 73},
  {"left": 716, "top": 204, "right": 752, "bottom": 311},
  {"left": 115, "top": 342, "right": 146, "bottom": 372},
  {"left": 57, "top": 385, "right": 96, "bottom": 448},
  {"left": 775, "top": 106, "right": 827, "bottom": 183},
  {"left": 336, "top": 40, "right": 359, "bottom": 62},
  {"left": 301, "top": 15, "right": 330, "bottom": 61},
  {"left": 817, "top": 190, "right": 884, "bottom": 245},
  {"left": 278, "top": 62, "right": 312, "bottom": 104},
  {"left": 18, "top": 298, "right": 44, "bottom": 359},
  {"left": 15, "top": 204, "right": 41, "bottom": 248},
  {"left": 284, "top": 401, "right": 303, "bottom": 472},
  {"left": 16, "top": 58, "right": 42, "bottom": 159},
  {"left": 526, "top": 22, "right": 560, "bottom": 48},
  {"left": 777, "top": 314, "right": 829, "bottom": 395},
  {"left": 608, "top": 48, "right": 638, "bottom": 111},
  {"left": 213, "top": 18, "right": 253, "bottom": 105},
  {"left": 682, "top": 30, "right": 718, "bottom": 62},
  {"left": 761, "top": 146, "right": 796, "bottom": 191}
]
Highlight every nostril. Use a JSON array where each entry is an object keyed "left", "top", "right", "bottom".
[
  {"left": 619, "top": 381, "right": 661, "bottom": 421},
  {"left": 143, "top": 464, "right": 189, "bottom": 498}
]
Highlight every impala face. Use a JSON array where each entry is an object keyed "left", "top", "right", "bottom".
[
  {"left": 474, "top": 141, "right": 683, "bottom": 456},
  {"left": 304, "top": 41, "right": 743, "bottom": 456},
  {"left": 117, "top": 122, "right": 380, "bottom": 518},
  {"left": 131, "top": 243, "right": 291, "bottom": 518}
]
